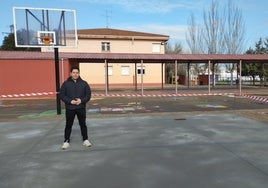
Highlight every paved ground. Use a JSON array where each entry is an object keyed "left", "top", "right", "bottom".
[
  {"left": 1, "top": 89, "right": 267, "bottom": 122},
  {"left": 0, "top": 87, "right": 267, "bottom": 188}
]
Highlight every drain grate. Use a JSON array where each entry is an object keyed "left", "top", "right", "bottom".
[{"left": 174, "top": 118, "right": 186, "bottom": 120}]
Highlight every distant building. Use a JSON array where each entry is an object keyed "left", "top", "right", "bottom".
[
  {"left": 43, "top": 28, "right": 169, "bottom": 88},
  {"left": 0, "top": 28, "right": 169, "bottom": 97}
]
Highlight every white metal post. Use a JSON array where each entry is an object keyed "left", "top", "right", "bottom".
[
  {"left": 175, "top": 60, "right": 178, "bottom": 95},
  {"left": 105, "top": 59, "right": 108, "bottom": 95},
  {"left": 208, "top": 60, "right": 211, "bottom": 94},
  {"left": 141, "top": 60, "right": 144, "bottom": 96},
  {"left": 239, "top": 60, "right": 242, "bottom": 95}
]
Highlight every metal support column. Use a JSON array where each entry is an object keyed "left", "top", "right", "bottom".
[
  {"left": 104, "top": 59, "right": 108, "bottom": 95},
  {"left": 134, "top": 62, "right": 137, "bottom": 91},
  {"left": 161, "top": 62, "right": 164, "bottom": 89},
  {"left": 208, "top": 60, "right": 211, "bottom": 94},
  {"left": 187, "top": 62, "right": 190, "bottom": 88},
  {"left": 54, "top": 48, "right": 61, "bottom": 115},
  {"left": 175, "top": 60, "right": 178, "bottom": 95},
  {"left": 239, "top": 60, "right": 242, "bottom": 95},
  {"left": 141, "top": 60, "right": 144, "bottom": 96}
]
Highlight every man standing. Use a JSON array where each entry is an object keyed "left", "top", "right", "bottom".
[{"left": 60, "top": 66, "right": 92, "bottom": 149}]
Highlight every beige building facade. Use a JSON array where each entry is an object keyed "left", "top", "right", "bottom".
[{"left": 43, "top": 28, "right": 169, "bottom": 88}]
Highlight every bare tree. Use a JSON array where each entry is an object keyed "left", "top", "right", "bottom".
[
  {"left": 186, "top": 13, "right": 202, "bottom": 54},
  {"left": 165, "top": 43, "right": 183, "bottom": 54},
  {"left": 202, "top": 0, "right": 224, "bottom": 86},
  {"left": 165, "top": 42, "right": 183, "bottom": 84},
  {"left": 187, "top": 0, "right": 245, "bottom": 54},
  {"left": 224, "top": 0, "right": 245, "bottom": 54},
  {"left": 224, "top": 0, "right": 245, "bottom": 85},
  {"left": 186, "top": 0, "right": 246, "bottom": 86},
  {"left": 186, "top": 14, "right": 204, "bottom": 84},
  {"left": 202, "top": 0, "right": 225, "bottom": 54}
]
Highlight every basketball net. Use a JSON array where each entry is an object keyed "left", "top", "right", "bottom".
[{"left": 41, "top": 36, "right": 52, "bottom": 46}]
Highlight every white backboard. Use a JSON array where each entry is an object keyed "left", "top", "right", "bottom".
[{"left": 13, "top": 7, "right": 78, "bottom": 48}]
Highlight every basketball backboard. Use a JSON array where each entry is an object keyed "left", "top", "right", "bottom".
[{"left": 13, "top": 7, "right": 78, "bottom": 48}]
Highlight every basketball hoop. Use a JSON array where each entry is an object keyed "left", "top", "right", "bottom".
[
  {"left": 36, "top": 31, "right": 56, "bottom": 46},
  {"left": 40, "top": 36, "right": 52, "bottom": 46}
]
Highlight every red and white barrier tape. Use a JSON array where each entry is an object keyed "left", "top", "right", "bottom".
[
  {"left": 243, "top": 95, "right": 268, "bottom": 103},
  {"left": 0, "top": 92, "right": 233, "bottom": 98},
  {"left": 0, "top": 92, "right": 56, "bottom": 98},
  {"left": 0, "top": 92, "right": 267, "bottom": 103},
  {"left": 91, "top": 93, "right": 235, "bottom": 97}
]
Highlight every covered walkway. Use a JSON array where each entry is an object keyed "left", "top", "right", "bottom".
[
  {"left": 64, "top": 52, "right": 268, "bottom": 96},
  {"left": 1, "top": 51, "right": 267, "bottom": 97}
]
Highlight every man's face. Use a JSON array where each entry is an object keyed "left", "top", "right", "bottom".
[{"left": 70, "top": 69, "right": 80, "bottom": 80}]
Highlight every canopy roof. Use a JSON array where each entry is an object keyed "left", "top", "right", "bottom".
[{"left": 0, "top": 51, "right": 268, "bottom": 64}]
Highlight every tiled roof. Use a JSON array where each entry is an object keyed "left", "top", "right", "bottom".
[
  {"left": 1, "top": 51, "right": 268, "bottom": 64},
  {"left": 77, "top": 28, "right": 169, "bottom": 37},
  {"left": 77, "top": 28, "right": 169, "bottom": 41}
]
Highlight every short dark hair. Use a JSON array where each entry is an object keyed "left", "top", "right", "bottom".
[{"left": 70, "top": 66, "right": 80, "bottom": 72}]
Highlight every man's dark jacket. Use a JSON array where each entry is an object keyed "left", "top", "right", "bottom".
[{"left": 60, "top": 76, "right": 91, "bottom": 110}]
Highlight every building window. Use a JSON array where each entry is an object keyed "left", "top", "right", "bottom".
[
  {"left": 102, "top": 42, "right": 110, "bottom": 52},
  {"left": 108, "top": 66, "right": 113, "bottom": 75},
  {"left": 152, "top": 43, "right": 161, "bottom": 53},
  {"left": 121, "top": 66, "right": 130, "bottom": 75},
  {"left": 137, "top": 66, "right": 145, "bottom": 75}
]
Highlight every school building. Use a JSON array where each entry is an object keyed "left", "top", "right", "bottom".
[
  {"left": 0, "top": 28, "right": 169, "bottom": 98},
  {"left": 1, "top": 28, "right": 267, "bottom": 99}
]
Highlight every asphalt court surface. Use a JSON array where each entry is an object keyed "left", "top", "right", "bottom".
[
  {"left": 0, "top": 90, "right": 268, "bottom": 188},
  {"left": 0, "top": 94, "right": 267, "bottom": 120}
]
